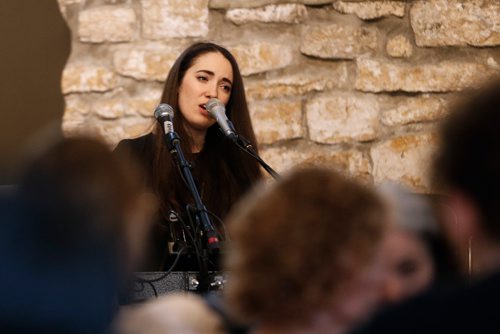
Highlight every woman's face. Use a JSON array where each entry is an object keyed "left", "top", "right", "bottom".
[
  {"left": 178, "top": 51, "right": 233, "bottom": 134},
  {"left": 381, "top": 228, "right": 435, "bottom": 303}
]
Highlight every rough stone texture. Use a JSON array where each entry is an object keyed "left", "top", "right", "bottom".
[
  {"left": 78, "top": 6, "right": 137, "bottom": 43},
  {"left": 62, "top": 62, "right": 118, "bottom": 94},
  {"left": 386, "top": 35, "right": 413, "bottom": 58},
  {"left": 229, "top": 42, "right": 295, "bottom": 76},
  {"left": 113, "top": 44, "right": 184, "bottom": 81},
  {"left": 261, "top": 143, "right": 371, "bottom": 180},
  {"left": 245, "top": 63, "right": 349, "bottom": 100},
  {"left": 210, "top": 0, "right": 334, "bottom": 9},
  {"left": 249, "top": 98, "right": 303, "bottom": 144},
  {"left": 95, "top": 117, "right": 155, "bottom": 147},
  {"left": 333, "top": 1, "right": 405, "bottom": 20},
  {"left": 371, "top": 132, "right": 437, "bottom": 191},
  {"left": 301, "top": 24, "right": 378, "bottom": 59},
  {"left": 141, "top": 0, "right": 209, "bottom": 39},
  {"left": 306, "top": 93, "right": 380, "bottom": 144},
  {"left": 226, "top": 4, "right": 307, "bottom": 25},
  {"left": 62, "top": 95, "right": 91, "bottom": 136},
  {"left": 126, "top": 88, "right": 164, "bottom": 117},
  {"left": 381, "top": 95, "right": 449, "bottom": 126},
  {"left": 355, "top": 58, "right": 495, "bottom": 93},
  {"left": 410, "top": 0, "right": 500, "bottom": 47}
]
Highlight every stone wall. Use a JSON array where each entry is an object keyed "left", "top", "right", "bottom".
[{"left": 58, "top": 0, "right": 500, "bottom": 192}]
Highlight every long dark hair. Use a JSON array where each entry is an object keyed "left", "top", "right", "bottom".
[{"left": 152, "top": 42, "right": 262, "bottom": 233}]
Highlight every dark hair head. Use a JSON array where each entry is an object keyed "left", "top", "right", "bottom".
[
  {"left": 152, "top": 42, "right": 261, "bottom": 233},
  {"left": 224, "top": 167, "right": 387, "bottom": 325},
  {"left": 433, "top": 76, "right": 500, "bottom": 239}
]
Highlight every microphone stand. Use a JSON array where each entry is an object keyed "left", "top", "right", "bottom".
[
  {"left": 163, "top": 129, "right": 220, "bottom": 293},
  {"left": 227, "top": 121, "right": 280, "bottom": 180}
]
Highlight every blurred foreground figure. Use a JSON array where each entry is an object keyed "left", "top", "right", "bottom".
[
  {"left": 223, "top": 167, "right": 389, "bottom": 334},
  {"left": 113, "top": 293, "right": 226, "bottom": 334},
  {"left": 378, "top": 183, "right": 458, "bottom": 303},
  {"left": 0, "top": 137, "right": 155, "bottom": 333},
  {"left": 0, "top": 0, "right": 70, "bottom": 183},
  {"left": 351, "top": 77, "right": 500, "bottom": 334}
]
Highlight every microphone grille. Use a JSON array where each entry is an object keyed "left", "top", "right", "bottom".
[
  {"left": 154, "top": 103, "right": 174, "bottom": 120},
  {"left": 206, "top": 98, "right": 224, "bottom": 113}
]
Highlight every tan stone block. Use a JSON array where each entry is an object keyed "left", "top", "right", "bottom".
[
  {"left": 386, "top": 35, "right": 413, "bottom": 58},
  {"left": 127, "top": 88, "right": 163, "bottom": 117},
  {"left": 382, "top": 95, "right": 448, "bottom": 126},
  {"left": 226, "top": 4, "right": 307, "bottom": 25},
  {"left": 260, "top": 143, "right": 370, "bottom": 180},
  {"left": 245, "top": 63, "right": 349, "bottom": 100},
  {"left": 355, "top": 58, "right": 495, "bottom": 93},
  {"left": 78, "top": 6, "right": 136, "bottom": 43},
  {"left": 306, "top": 93, "right": 380, "bottom": 144},
  {"left": 410, "top": 0, "right": 500, "bottom": 47},
  {"left": 92, "top": 97, "right": 126, "bottom": 120},
  {"left": 62, "top": 62, "right": 118, "bottom": 94},
  {"left": 249, "top": 98, "right": 303, "bottom": 144},
  {"left": 229, "top": 41, "right": 294, "bottom": 76},
  {"left": 97, "top": 118, "right": 155, "bottom": 148},
  {"left": 141, "top": 0, "right": 209, "bottom": 39},
  {"left": 333, "top": 1, "right": 405, "bottom": 20},
  {"left": 300, "top": 24, "right": 378, "bottom": 59},
  {"left": 113, "top": 44, "right": 184, "bottom": 81},
  {"left": 210, "top": 0, "right": 334, "bottom": 9},
  {"left": 62, "top": 95, "right": 91, "bottom": 137},
  {"left": 371, "top": 132, "right": 437, "bottom": 192}
]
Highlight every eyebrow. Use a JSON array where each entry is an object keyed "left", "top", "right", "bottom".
[{"left": 196, "top": 70, "right": 233, "bottom": 86}]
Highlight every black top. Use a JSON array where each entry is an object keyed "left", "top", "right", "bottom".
[{"left": 114, "top": 133, "right": 220, "bottom": 272}]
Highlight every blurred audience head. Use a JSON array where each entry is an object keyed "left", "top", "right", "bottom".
[
  {"left": 377, "top": 182, "right": 458, "bottom": 303},
  {"left": 0, "top": 0, "right": 71, "bottom": 183},
  {"left": 0, "top": 136, "right": 155, "bottom": 332},
  {"left": 224, "top": 166, "right": 389, "bottom": 333},
  {"left": 433, "top": 76, "right": 500, "bottom": 276},
  {"left": 114, "top": 293, "right": 226, "bottom": 334}
]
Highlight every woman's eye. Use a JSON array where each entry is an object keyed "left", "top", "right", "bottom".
[
  {"left": 197, "top": 76, "right": 208, "bottom": 82},
  {"left": 221, "top": 84, "right": 232, "bottom": 93}
]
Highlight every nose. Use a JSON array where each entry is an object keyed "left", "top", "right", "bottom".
[{"left": 205, "top": 82, "right": 218, "bottom": 99}]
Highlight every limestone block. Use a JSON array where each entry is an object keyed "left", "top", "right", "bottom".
[
  {"left": 249, "top": 98, "right": 303, "bottom": 144},
  {"left": 126, "top": 88, "right": 164, "bottom": 117},
  {"left": 98, "top": 118, "right": 155, "bottom": 148},
  {"left": 371, "top": 132, "right": 437, "bottom": 191},
  {"left": 245, "top": 63, "right": 349, "bottom": 100},
  {"left": 301, "top": 24, "right": 378, "bottom": 59},
  {"left": 210, "top": 0, "right": 334, "bottom": 9},
  {"left": 355, "top": 58, "right": 494, "bottom": 93},
  {"left": 92, "top": 97, "right": 126, "bottom": 120},
  {"left": 382, "top": 95, "right": 448, "bottom": 126},
  {"left": 113, "top": 44, "right": 184, "bottom": 81},
  {"left": 386, "top": 35, "right": 413, "bottom": 58},
  {"left": 62, "top": 95, "right": 91, "bottom": 136},
  {"left": 410, "top": 0, "right": 500, "bottom": 47},
  {"left": 260, "top": 144, "right": 370, "bottom": 180},
  {"left": 306, "top": 93, "right": 380, "bottom": 144},
  {"left": 78, "top": 6, "right": 136, "bottom": 43},
  {"left": 226, "top": 4, "right": 307, "bottom": 25},
  {"left": 229, "top": 41, "right": 294, "bottom": 76},
  {"left": 62, "top": 62, "right": 118, "bottom": 94},
  {"left": 332, "top": 1, "right": 405, "bottom": 20},
  {"left": 141, "top": 0, "right": 209, "bottom": 39}
]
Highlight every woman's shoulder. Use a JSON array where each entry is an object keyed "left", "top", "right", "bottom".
[
  {"left": 114, "top": 132, "right": 156, "bottom": 164},
  {"left": 115, "top": 132, "right": 154, "bottom": 153}
]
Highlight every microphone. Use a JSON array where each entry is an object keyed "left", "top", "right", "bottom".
[
  {"left": 154, "top": 103, "right": 175, "bottom": 135},
  {"left": 206, "top": 98, "right": 236, "bottom": 139}
]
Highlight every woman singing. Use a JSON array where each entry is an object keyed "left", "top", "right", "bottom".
[{"left": 115, "top": 42, "right": 263, "bottom": 271}]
